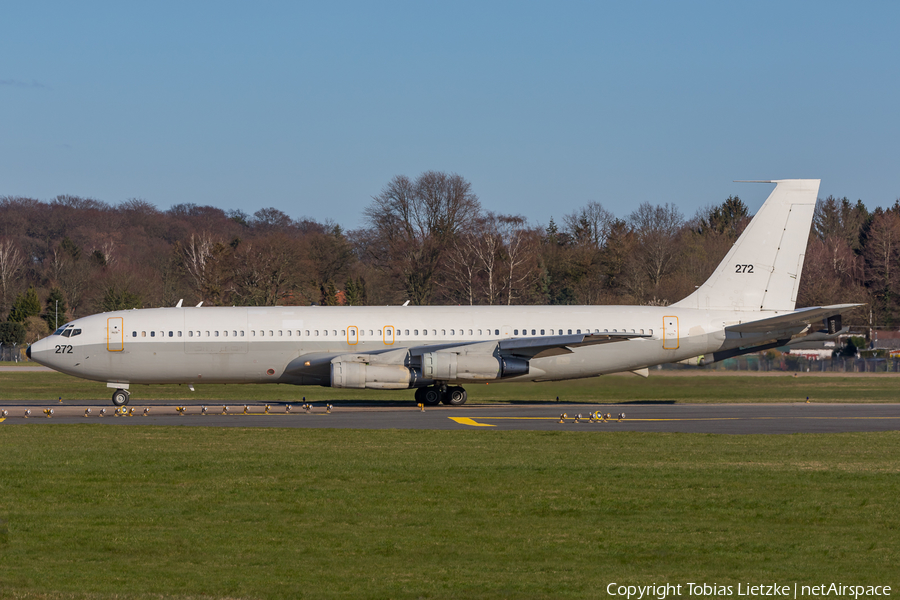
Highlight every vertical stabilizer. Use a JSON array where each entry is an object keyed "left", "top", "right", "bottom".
[{"left": 672, "top": 179, "right": 819, "bottom": 312}]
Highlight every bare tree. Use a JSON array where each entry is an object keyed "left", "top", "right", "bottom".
[
  {"left": 443, "top": 231, "right": 481, "bottom": 305},
  {"left": 180, "top": 233, "right": 230, "bottom": 304},
  {"left": 864, "top": 211, "right": 900, "bottom": 324},
  {"left": 628, "top": 202, "right": 685, "bottom": 292},
  {"left": 0, "top": 237, "right": 24, "bottom": 316},
  {"left": 362, "top": 172, "right": 481, "bottom": 305},
  {"left": 564, "top": 201, "right": 613, "bottom": 248},
  {"left": 230, "top": 235, "right": 299, "bottom": 306},
  {"left": 496, "top": 215, "right": 541, "bottom": 305}
]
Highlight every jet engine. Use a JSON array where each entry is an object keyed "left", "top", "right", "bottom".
[
  {"left": 421, "top": 352, "right": 529, "bottom": 381},
  {"left": 330, "top": 361, "right": 413, "bottom": 389}
]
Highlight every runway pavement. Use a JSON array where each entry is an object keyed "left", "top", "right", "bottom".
[{"left": 2, "top": 401, "right": 900, "bottom": 433}]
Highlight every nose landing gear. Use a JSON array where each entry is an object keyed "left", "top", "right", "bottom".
[{"left": 111, "top": 389, "right": 130, "bottom": 407}]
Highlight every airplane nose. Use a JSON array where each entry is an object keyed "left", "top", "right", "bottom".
[{"left": 26, "top": 345, "right": 32, "bottom": 359}]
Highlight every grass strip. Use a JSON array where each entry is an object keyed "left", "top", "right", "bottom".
[{"left": 0, "top": 427, "right": 898, "bottom": 599}]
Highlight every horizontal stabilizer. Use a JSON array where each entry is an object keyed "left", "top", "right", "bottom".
[{"left": 725, "top": 304, "right": 863, "bottom": 334}]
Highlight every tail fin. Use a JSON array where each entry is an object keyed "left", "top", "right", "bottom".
[{"left": 673, "top": 179, "right": 819, "bottom": 312}]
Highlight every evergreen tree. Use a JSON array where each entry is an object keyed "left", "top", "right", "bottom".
[
  {"left": 0, "top": 321, "right": 27, "bottom": 345},
  {"left": 100, "top": 284, "right": 142, "bottom": 312},
  {"left": 8, "top": 287, "right": 41, "bottom": 323},
  {"left": 344, "top": 277, "right": 367, "bottom": 306},
  {"left": 43, "top": 288, "right": 68, "bottom": 331},
  {"left": 321, "top": 281, "right": 338, "bottom": 306}
]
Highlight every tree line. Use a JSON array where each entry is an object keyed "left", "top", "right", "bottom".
[{"left": 1, "top": 172, "right": 896, "bottom": 345}]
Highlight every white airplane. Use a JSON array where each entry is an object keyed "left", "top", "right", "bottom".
[{"left": 28, "top": 179, "right": 859, "bottom": 407}]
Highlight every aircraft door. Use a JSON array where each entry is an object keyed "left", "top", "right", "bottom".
[
  {"left": 347, "top": 326, "right": 358, "bottom": 346},
  {"left": 107, "top": 317, "right": 124, "bottom": 352},
  {"left": 662, "top": 316, "right": 679, "bottom": 350},
  {"left": 383, "top": 325, "right": 395, "bottom": 345}
]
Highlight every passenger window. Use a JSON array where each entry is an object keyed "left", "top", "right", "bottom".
[
  {"left": 531, "top": 329, "right": 536, "bottom": 335},
  {"left": 214, "top": 331, "right": 219, "bottom": 337},
  {"left": 514, "top": 329, "right": 519, "bottom": 335},
  {"left": 269, "top": 330, "right": 274, "bottom": 336},
  {"left": 178, "top": 331, "right": 182, "bottom": 337},
  {"left": 188, "top": 331, "right": 193, "bottom": 337},
  {"left": 141, "top": 331, "right": 146, "bottom": 337},
  {"left": 332, "top": 330, "right": 336, "bottom": 336},
  {"left": 568, "top": 329, "right": 572, "bottom": 335},
  {"left": 368, "top": 330, "right": 373, "bottom": 336},
  {"left": 576, "top": 329, "right": 581, "bottom": 334},
  {"left": 404, "top": 329, "right": 409, "bottom": 335},
  {"left": 441, "top": 329, "right": 446, "bottom": 335},
  {"left": 541, "top": 329, "right": 545, "bottom": 335},
  {"left": 494, "top": 329, "right": 499, "bottom": 335},
  {"left": 305, "top": 330, "right": 310, "bottom": 336},
  {"left": 132, "top": 331, "right": 137, "bottom": 337},
  {"left": 468, "top": 329, "right": 473, "bottom": 335},
  {"left": 150, "top": 331, "right": 155, "bottom": 337},
  {"left": 478, "top": 329, "right": 482, "bottom": 335},
  {"left": 340, "top": 330, "right": 345, "bottom": 336},
  {"left": 169, "top": 331, "right": 173, "bottom": 337},
  {"left": 279, "top": 330, "right": 284, "bottom": 336}
]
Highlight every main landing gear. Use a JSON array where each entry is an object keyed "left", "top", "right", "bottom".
[
  {"left": 415, "top": 384, "right": 467, "bottom": 406},
  {"left": 111, "top": 389, "right": 131, "bottom": 407}
]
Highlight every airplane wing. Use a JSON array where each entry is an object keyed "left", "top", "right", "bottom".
[
  {"left": 283, "top": 331, "right": 651, "bottom": 380},
  {"left": 497, "top": 332, "right": 651, "bottom": 358},
  {"left": 725, "top": 303, "right": 863, "bottom": 334}
]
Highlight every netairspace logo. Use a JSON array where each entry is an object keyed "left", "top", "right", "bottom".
[{"left": 606, "top": 583, "right": 892, "bottom": 600}]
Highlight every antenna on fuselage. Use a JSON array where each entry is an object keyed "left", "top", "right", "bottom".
[
  {"left": 402, "top": 300, "right": 410, "bottom": 306},
  {"left": 175, "top": 299, "right": 183, "bottom": 308},
  {"left": 196, "top": 301, "right": 203, "bottom": 307}
]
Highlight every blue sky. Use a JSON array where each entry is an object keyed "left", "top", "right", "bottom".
[{"left": 2, "top": 1, "right": 898, "bottom": 229}]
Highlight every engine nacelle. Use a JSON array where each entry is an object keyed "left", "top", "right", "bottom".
[
  {"left": 421, "top": 352, "right": 529, "bottom": 381},
  {"left": 330, "top": 361, "right": 413, "bottom": 389}
]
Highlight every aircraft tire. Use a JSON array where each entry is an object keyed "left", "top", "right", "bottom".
[
  {"left": 421, "top": 387, "right": 443, "bottom": 406},
  {"left": 444, "top": 386, "right": 467, "bottom": 406},
  {"left": 111, "top": 389, "right": 130, "bottom": 407}
]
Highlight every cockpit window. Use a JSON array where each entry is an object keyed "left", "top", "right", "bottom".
[
  {"left": 71, "top": 329, "right": 82, "bottom": 337},
  {"left": 61, "top": 329, "right": 72, "bottom": 338},
  {"left": 54, "top": 324, "right": 72, "bottom": 336}
]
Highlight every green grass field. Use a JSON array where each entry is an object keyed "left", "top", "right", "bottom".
[
  {"left": 1, "top": 369, "right": 899, "bottom": 404},
  {"left": 0, "top": 427, "right": 898, "bottom": 599}
]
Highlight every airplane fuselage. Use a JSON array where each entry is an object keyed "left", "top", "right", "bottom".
[{"left": 28, "top": 304, "right": 790, "bottom": 388}]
